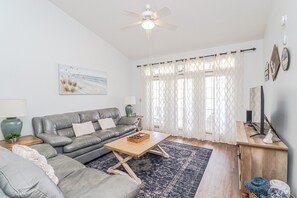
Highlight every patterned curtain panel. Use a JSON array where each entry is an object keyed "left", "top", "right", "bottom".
[{"left": 140, "top": 52, "right": 243, "bottom": 144}]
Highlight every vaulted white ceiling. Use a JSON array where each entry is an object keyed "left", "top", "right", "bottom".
[{"left": 49, "top": 0, "right": 272, "bottom": 60}]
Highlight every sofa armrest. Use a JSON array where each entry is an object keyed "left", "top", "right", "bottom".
[
  {"left": 37, "top": 133, "right": 72, "bottom": 147},
  {"left": 117, "top": 117, "right": 139, "bottom": 125}
]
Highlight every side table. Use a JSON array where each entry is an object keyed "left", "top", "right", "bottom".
[
  {"left": 0, "top": 135, "right": 43, "bottom": 150},
  {"left": 126, "top": 115, "right": 143, "bottom": 131}
]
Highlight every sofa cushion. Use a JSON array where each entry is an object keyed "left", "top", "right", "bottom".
[
  {"left": 79, "top": 110, "right": 101, "bottom": 130},
  {"left": 0, "top": 187, "right": 10, "bottom": 198},
  {"left": 43, "top": 112, "right": 80, "bottom": 137},
  {"left": 72, "top": 121, "right": 95, "bottom": 137},
  {"left": 30, "top": 143, "right": 58, "bottom": 159},
  {"left": 92, "top": 130, "right": 119, "bottom": 141},
  {"left": 57, "top": 128, "right": 76, "bottom": 138},
  {"left": 63, "top": 135, "right": 101, "bottom": 153},
  {"left": 98, "top": 108, "right": 121, "bottom": 125},
  {"left": 58, "top": 168, "right": 139, "bottom": 198},
  {"left": 0, "top": 147, "right": 64, "bottom": 198},
  {"left": 48, "top": 155, "right": 85, "bottom": 181}
]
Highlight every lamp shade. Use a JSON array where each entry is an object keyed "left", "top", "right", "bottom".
[
  {"left": 124, "top": 96, "right": 136, "bottom": 105},
  {"left": 0, "top": 99, "right": 27, "bottom": 118}
]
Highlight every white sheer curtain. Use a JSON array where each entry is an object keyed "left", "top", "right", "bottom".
[
  {"left": 212, "top": 52, "right": 244, "bottom": 144},
  {"left": 140, "top": 52, "right": 243, "bottom": 144}
]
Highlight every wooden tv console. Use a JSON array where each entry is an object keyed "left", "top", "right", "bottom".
[{"left": 236, "top": 121, "right": 288, "bottom": 197}]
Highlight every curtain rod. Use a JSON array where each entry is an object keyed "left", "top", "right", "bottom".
[{"left": 136, "top": 47, "right": 256, "bottom": 68}]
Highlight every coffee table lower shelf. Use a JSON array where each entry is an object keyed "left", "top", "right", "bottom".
[{"left": 107, "top": 144, "right": 169, "bottom": 184}]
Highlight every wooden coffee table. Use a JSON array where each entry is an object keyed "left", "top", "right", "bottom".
[{"left": 104, "top": 130, "right": 170, "bottom": 184}]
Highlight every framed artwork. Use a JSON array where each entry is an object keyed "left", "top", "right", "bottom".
[
  {"left": 58, "top": 64, "right": 107, "bottom": 95},
  {"left": 270, "top": 45, "right": 280, "bottom": 81},
  {"left": 281, "top": 47, "right": 290, "bottom": 71},
  {"left": 265, "top": 62, "right": 269, "bottom": 81}
]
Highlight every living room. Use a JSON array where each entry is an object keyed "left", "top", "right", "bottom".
[{"left": 0, "top": 0, "right": 296, "bottom": 198}]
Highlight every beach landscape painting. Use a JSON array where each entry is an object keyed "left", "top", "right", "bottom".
[{"left": 59, "top": 64, "right": 107, "bottom": 95}]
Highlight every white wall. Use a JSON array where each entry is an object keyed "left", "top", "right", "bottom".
[
  {"left": 130, "top": 40, "right": 264, "bottom": 117},
  {"left": 0, "top": 0, "right": 131, "bottom": 139},
  {"left": 264, "top": 0, "right": 297, "bottom": 194}
]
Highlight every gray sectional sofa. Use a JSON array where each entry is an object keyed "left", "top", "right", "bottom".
[
  {"left": 0, "top": 143, "right": 140, "bottom": 198},
  {"left": 32, "top": 108, "right": 138, "bottom": 163}
]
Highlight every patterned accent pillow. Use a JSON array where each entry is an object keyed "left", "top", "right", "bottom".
[{"left": 12, "top": 144, "right": 59, "bottom": 185}]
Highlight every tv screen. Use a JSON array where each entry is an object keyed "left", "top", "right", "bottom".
[{"left": 249, "top": 86, "right": 265, "bottom": 135}]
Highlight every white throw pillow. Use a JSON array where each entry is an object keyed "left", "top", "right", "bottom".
[
  {"left": 98, "top": 118, "right": 116, "bottom": 130},
  {"left": 72, "top": 121, "right": 95, "bottom": 137},
  {"left": 12, "top": 144, "right": 59, "bottom": 185}
]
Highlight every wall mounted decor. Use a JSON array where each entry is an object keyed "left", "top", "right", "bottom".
[
  {"left": 281, "top": 47, "right": 290, "bottom": 71},
  {"left": 59, "top": 64, "right": 107, "bottom": 95},
  {"left": 265, "top": 62, "right": 269, "bottom": 81},
  {"left": 270, "top": 45, "right": 280, "bottom": 81}
]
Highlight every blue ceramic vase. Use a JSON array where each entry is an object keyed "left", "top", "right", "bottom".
[{"left": 1, "top": 117, "right": 23, "bottom": 141}]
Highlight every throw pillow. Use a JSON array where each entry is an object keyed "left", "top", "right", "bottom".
[
  {"left": 0, "top": 146, "right": 64, "bottom": 198},
  {"left": 72, "top": 121, "right": 95, "bottom": 137},
  {"left": 12, "top": 144, "right": 59, "bottom": 185},
  {"left": 98, "top": 118, "right": 116, "bottom": 130}
]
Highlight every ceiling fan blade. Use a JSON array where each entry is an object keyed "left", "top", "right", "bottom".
[
  {"left": 155, "top": 7, "right": 171, "bottom": 19},
  {"left": 123, "top": 10, "right": 141, "bottom": 19},
  {"left": 121, "top": 21, "right": 142, "bottom": 30},
  {"left": 155, "top": 20, "right": 177, "bottom": 31}
]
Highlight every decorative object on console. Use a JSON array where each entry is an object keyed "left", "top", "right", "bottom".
[
  {"left": 246, "top": 110, "right": 252, "bottom": 123},
  {"left": 281, "top": 47, "right": 290, "bottom": 71},
  {"left": 58, "top": 64, "right": 107, "bottom": 95},
  {"left": 270, "top": 180, "right": 291, "bottom": 198},
  {"left": 0, "top": 99, "right": 27, "bottom": 142},
  {"left": 270, "top": 45, "right": 281, "bottom": 81},
  {"left": 263, "top": 129, "right": 273, "bottom": 144},
  {"left": 125, "top": 96, "right": 136, "bottom": 116},
  {"left": 244, "top": 177, "right": 271, "bottom": 198},
  {"left": 265, "top": 62, "right": 270, "bottom": 81}
]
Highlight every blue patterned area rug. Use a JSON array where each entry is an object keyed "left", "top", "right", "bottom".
[{"left": 86, "top": 141, "right": 212, "bottom": 198}]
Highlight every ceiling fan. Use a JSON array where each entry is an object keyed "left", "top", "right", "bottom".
[{"left": 122, "top": 4, "right": 177, "bottom": 31}]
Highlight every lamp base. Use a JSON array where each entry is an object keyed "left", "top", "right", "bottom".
[
  {"left": 1, "top": 117, "right": 22, "bottom": 140},
  {"left": 125, "top": 105, "right": 135, "bottom": 117}
]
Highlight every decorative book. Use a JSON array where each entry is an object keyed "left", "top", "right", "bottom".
[{"left": 127, "top": 132, "right": 150, "bottom": 143}]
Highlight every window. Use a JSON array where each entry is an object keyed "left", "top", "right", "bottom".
[{"left": 142, "top": 53, "right": 242, "bottom": 144}]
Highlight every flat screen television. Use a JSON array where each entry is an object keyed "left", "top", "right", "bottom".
[{"left": 249, "top": 86, "right": 265, "bottom": 137}]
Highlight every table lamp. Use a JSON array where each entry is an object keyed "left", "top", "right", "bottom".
[
  {"left": 0, "top": 99, "right": 27, "bottom": 142},
  {"left": 124, "top": 96, "right": 136, "bottom": 117}
]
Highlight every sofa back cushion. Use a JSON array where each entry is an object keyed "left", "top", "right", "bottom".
[
  {"left": 79, "top": 110, "right": 101, "bottom": 130},
  {"left": 0, "top": 147, "right": 64, "bottom": 198},
  {"left": 43, "top": 112, "right": 80, "bottom": 137},
  {"left": 98, "top": 108, "right": 121, "bottom": 125}
]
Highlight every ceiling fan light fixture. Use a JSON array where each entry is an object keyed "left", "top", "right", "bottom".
[{"left": 141, "top": 19, "right": 155, "bottom": 30}]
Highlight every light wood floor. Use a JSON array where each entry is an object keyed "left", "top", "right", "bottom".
[{"left": 167, "top": 136, "right": 241, "bottom": 198}]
